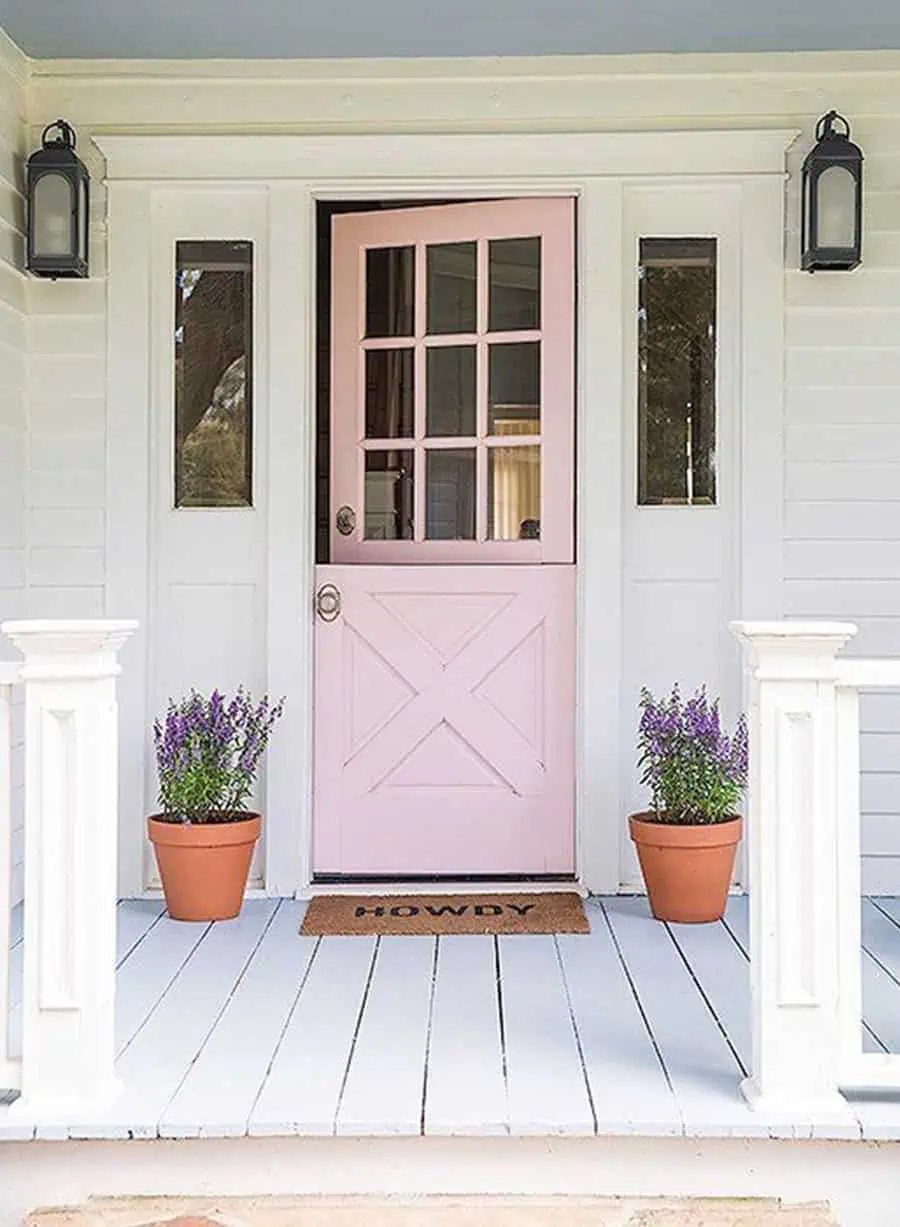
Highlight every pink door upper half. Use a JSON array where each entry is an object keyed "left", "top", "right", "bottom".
[{"left": 314, "top": 198, "right": 576, "bottom": 877}]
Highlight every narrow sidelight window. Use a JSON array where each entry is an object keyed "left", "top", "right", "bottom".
[
  {"left": 175, "top": 240, "right": 253, "bottom": 508},
  {"left": 637, "top": 238, "right": 716, "bottom": 506}
]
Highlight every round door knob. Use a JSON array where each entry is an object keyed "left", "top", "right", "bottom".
[{"left": 315, "top": 583, "right": 342, "bottom": 622}]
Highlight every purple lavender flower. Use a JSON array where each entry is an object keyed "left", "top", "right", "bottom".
[
  {"left": 152, "top": 687, "right": 286, "bottom": 824},
  {"left": 636, "top": 684, "right": 747, "bottom": 825}
]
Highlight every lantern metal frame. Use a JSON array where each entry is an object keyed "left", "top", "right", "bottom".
[
  {"left": 800, "top": 110, "right": 863, "bottom": 273},
  {"left": 25, "top": 118, "right": 91, "bottom": 280}
]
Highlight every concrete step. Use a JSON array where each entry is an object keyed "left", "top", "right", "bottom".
[{"left": 23, "top": 1196, "right": 838, "bottom": 1227}]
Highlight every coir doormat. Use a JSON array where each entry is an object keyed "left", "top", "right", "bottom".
[{"left": 300, "top": 891, "right": 589, "bottom": 936}]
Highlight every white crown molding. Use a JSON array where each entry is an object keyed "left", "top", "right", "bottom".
[{"left": 93, "top": 128, "right": 800, "bottom": 183}]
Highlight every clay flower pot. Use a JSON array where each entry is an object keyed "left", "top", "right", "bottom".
[
  {"left": 628, "top": 812, "right": 743, "bottom": 923},
  {"left": 148, "top": 813, "right": 261, "bottom": 922}
]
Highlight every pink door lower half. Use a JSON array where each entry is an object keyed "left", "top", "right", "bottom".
[{"left": 313, "top": 565, "right": 575, "bottom": 876}]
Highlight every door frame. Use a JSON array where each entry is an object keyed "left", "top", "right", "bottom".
[{"left": 98, "top": 129, "right": 794, "bottom": 897}]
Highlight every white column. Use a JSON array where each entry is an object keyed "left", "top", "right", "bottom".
[
  {"left": 730, "top": 620, "right": 858, "bottom": 1120},
  {"left": 1, "top": 619, "right": 137, "bottom": 1116}
]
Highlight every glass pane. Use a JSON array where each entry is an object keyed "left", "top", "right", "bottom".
[
  {"left": 426, "top": 346, "right": 476, "bottom": 437},
  {"left": 637, "top": 238, "right": 716, "bottom": 506},
  {"left": 488, "top": 446, "right": 540, "bottom": 541},
  {"left": 365, "top": 349, "right": 414, "bottom": 439},
  {"left": 489, "top": 237, "right": 541, "bottom": 332},
  {"left": 33, "top": 173, "right": 72, "bottom": 256},
  {"left": 365, "top": 450, "right": 415, "bottom": 540},
  {"left": 175, "top": 240, "right": 253, "bottom": 509},
  {"left": 489, "top": 342, "right": 540, "bottom": 435},
  {"left": 816, "top": 165, "right": 857, "bottom": 248},
  {"left": 366, "top": 246, "right": 414, "bottom": 338},
  {"left": 426, "top": 449, "right": 476, "bottom": 540},
  {"left": 427, "top": 242, "right": 477, "bottom": 334}
]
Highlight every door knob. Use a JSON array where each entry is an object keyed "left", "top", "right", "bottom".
[{"left": 315, "top": 583, "right": 342, "bottom": 622}]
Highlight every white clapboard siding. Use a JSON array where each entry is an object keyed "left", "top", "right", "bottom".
[{"left": 0, "top": 32, "right": 26, "bottom": 911}]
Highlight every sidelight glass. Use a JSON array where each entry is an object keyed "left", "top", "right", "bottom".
[
  {"left": 174, "top": 239, "right": 253, "bottom": 508},
  {"left": 637, "top": 238, "right": 717, "bottom": 506}
]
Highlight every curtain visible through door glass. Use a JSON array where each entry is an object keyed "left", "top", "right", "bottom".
[{"left": 174, "top": 240, "right": 253, "bottom": 508}]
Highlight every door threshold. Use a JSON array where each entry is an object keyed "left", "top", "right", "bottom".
[{"left": 307, "top": 876, "right": 585, "bottom": 898}]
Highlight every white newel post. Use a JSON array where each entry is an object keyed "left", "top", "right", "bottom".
[
  {"left": 730, "top": 621, "right": 858, "bottom": 1120},
  {"left": 1, "top": 620, "right": 137, "bottom": 1116}
]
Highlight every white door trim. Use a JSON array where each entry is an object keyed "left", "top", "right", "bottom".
[{"left": 99, "top": 128, "right": 793, "bottom": 897}]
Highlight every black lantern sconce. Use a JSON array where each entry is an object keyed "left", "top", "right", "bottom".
[
  {"left": 801, "top": 110, "right": 864, "bottom": 272},
  {"left": 25, "top": 119, "right": 90, "bottom": 279}
]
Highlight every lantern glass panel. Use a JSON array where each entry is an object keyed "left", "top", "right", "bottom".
[
  {"left": 32, "top": 172, "right": 73, "bottom": 257},
  {"left": 816, "top": 165, "right": 857, "bottom": 249},
  {"left": 78, "top": 177, "right": 88, "bottom": 262}
]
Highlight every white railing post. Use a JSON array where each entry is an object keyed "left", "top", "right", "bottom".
[
  {"left": 1, "top": 619, "right": 137, "bottom": 1116},
  {"left": 730, "top": 620, "right": 859, "bottom": 1121}
]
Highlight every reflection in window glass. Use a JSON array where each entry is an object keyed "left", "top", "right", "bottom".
[
  {"left": 364, "top": 449, "right": 415, "bottom": 540},
  {"left": 426, "top": 449, "right": 476, "bottom": 540},
  {"left": 175, "top": 240, "right": 253, "bottom": 508},
  {"left": 427, "top": 242, "right": 477, "bottom": 335},
  {"left": 366, "top": 246, "right": 414, "bottom": 338},
  {"left": 426, "top": 346, "right": 476, "bottom": 437},
  {"left": 489, "top": 237, "right": 541, "bottom": 332},
  {"left": 488, "top": 445, "right": 540, "bottom": 541},
  {"left": 489, "top": 341, "right": 540, "bottom": 435},
  {"left": 638, "top": 238, "right": 716, "bottom": 506},
  {"left": 365, "top": 348, "right": 414, "bottom": 439}
]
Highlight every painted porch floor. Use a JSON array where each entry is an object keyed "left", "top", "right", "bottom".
[{"left": 3, "top": 895, "right": 900, "bottom": 1142}]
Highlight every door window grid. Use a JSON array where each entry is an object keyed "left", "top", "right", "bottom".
[{"left": 361, "top": 235, "right": 543, "bottom": 543}]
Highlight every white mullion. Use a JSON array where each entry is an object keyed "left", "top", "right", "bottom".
[{"left": 414, "top": 238, "right": 427, "bottom": 541}]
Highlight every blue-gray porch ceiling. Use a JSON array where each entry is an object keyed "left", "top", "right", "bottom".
[{"left": 2, "top": 0, "right": 900, "bottom": 60}]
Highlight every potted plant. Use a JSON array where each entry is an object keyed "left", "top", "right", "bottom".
[
  {"left": 628, "top": 684, "right": 748, "bottom": 924},
  {"left": 149, "top": 688, "right": 285, "bottom": 922}
]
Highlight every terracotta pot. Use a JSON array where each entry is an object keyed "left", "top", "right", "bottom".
[
  {"left": 628, "top": 812, "right": 743, "bottom": 924},
  {"left": 147, "top": 813, "right": 261, "bottom": 922}
]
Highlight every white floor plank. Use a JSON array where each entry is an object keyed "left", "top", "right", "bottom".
[
  {"left": 335, "top": 936, "right": 434, "bottom": 1136},
  {"left": 602, "top": 897, "right": 767, "bottom": 1137},
  {"left": 160, "top": 901, "right": 315, "bottom": 1138},
  {"left": 60, "top": 899, "right": 279, "bottom": 1139},
  {"left": 249, "top": 934, "right": 374, "bottom": 1136},
  {"left": 114, "top": 912, "right": 214, "bottom": 1055},
  {"left": 9, "top": 902, "right": 22, "bottom": 948},
  {"left": 115, "top": 900, "right": 165, "bottom": 967},
  {"left": 665, "top": 918, "right": 751, "bottom": 1073},
  {"left": 499, "top": 933, "right": 595, "bottom": 1135},
  {"left": 423, "top": 936, "right": 507, "bottom": 1135},
  {"left": 557, "top": 900, "right": 680, "bottom": 1135}
]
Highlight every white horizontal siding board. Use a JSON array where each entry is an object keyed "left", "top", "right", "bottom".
[
  {"left": 787, "top": 349, "right": 900, "bottom": 389},
  {"left": 28, "top": 468, "right": 105, "bottom": 510},
  {"left": 27, "top": 354, "right": 105, "bottom": 400},
  {"left": 423, "top": 935, "right": 507, "bottom": 1136},
  {"left": 27, "top": 547, "right": 105, "bottom": 588},
  {"left": 785, "top": 504, "right": 900, "bottom": 542},
  {"left": 786, "top": 308, "right": 900, "bottom": 351},
  {"left": 556, "top": 901, "right": 680, "bottom": 1135},
  {"left": 24, "top": 587, "right": 104, "bottom": 618},
  {"left": 249, "top": 934, "right": 374, "bottom": 1136},
  {"left": 861, "top": 776, "right": 900, "bottom": 815},
  {"left": 28, "top": 397, "right": 105, "bottom": 436},
  {"left": 56, "top": 900, "right": 281, "bottom": 1139},
  {"left": 861, "top": 734, "right": 900, "bottom": 773},
  {"left": 29, "top": 435, "right": 106, "bottom": 473},
  {"left": 786, "top": 426, "right": 900, "bottom": 465},
  {"left": 27, "top": 313, "right": 106, "bottom": 354},
  {"left": 785, "top": 542, "right": 900, "bottom": 581},
  {"left": 335, "top": 936, "right": 434, "bottom": 1136},
  {"left": 786, "top": 463, "right": 900, "bottom": 503},
  {"left": 499, "top": 933, "right": 595, "bottom": 1135},
  {"left": 788, "top": 578, "right": 900, "bottom": 617},
  {"left": 27, "top": 509, "right": 105, "bottom": 550},
  {"left": 161, "top": 900, "right": 314, "bottom": 1138},
  {"left": 602, "top": 898, "right": 771, "bottom": 1137}
]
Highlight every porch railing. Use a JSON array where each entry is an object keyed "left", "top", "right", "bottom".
[
  {"left": 0, "top": 620, "right": 136, "bottom": 1117},
  {"left": 732, "top": 621, "right": 900, "bottom": 1121}
]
